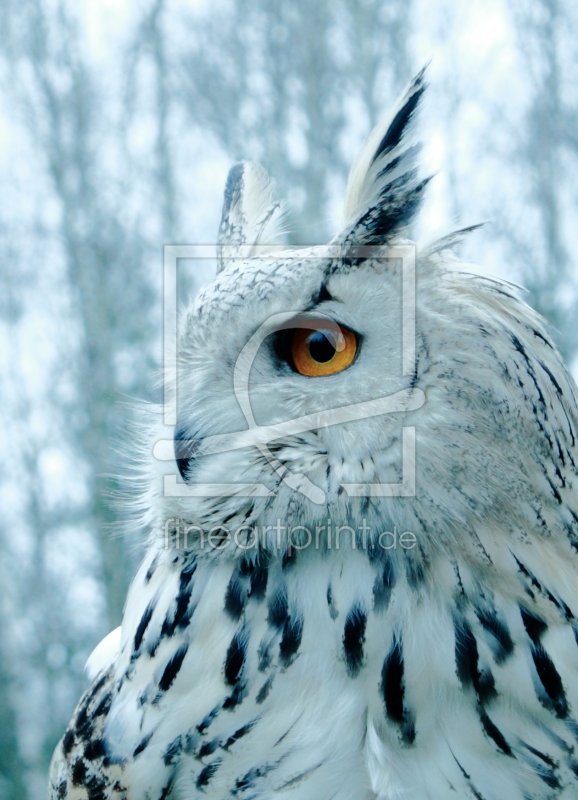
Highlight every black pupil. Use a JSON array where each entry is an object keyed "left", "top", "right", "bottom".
[{"left": 308, "top": 330, "right": 336, "bottom": 363}]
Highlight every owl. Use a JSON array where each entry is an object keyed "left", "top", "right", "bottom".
[{"left": 48, "top": 68, "right": 578, "bottom": 800}]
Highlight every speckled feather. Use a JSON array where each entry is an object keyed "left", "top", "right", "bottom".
[{"left": 49, "top": 71, "right": 578, "bottom": 800}]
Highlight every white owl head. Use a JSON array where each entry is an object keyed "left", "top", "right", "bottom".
[{"left": 150, "top": 68, "right": 578, "bottom": 572}]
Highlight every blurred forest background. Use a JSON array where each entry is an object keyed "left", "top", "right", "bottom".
[{"left": 0, "top": 0, "right": 578, "bottom": 796}]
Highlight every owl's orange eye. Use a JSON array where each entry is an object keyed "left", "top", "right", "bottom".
[{"left": 291, "top": 322, "right": 358, "bottom": 377}]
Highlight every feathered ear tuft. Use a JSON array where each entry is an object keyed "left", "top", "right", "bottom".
[
  {"left": 340, "top": 66, "right": 431, "bottom": 245},
  {"left": 216, "top": 161, "right": 286, "bottom": 273}
]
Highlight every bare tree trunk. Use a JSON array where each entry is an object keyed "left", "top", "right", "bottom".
[
  {"left": 505, "top": 0, "right": 577, "bottom": 361},
  {"left": 0, "top": 619, "right": 27, "bottom": 800}
]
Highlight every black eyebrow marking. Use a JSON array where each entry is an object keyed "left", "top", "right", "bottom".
[
  {"left": 302, "top": 282, "right": 335, "bottom": 312},
  {"left": 313, "top": 283, "right": 333, "bottom": 304}
]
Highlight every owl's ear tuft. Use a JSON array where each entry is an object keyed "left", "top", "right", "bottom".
[
  {"left": 340, "top": 66, "right": 431, "bottom": 246},
  {"left": 217, "top": 161, "right": 286, "bottom": 273}
]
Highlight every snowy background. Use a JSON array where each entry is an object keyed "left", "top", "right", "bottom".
[{"left": 0, "top": 0, "right": 577, "bottom": 796}]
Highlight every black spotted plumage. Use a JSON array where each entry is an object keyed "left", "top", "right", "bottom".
[
  {"left": 343, "top": 605, "right": 367, "bottom": 676},
  {"left": 476, "top": 606, "right": 515, "bottom": 664},
  {"left": 372, "top": 559, "right": 396, "bottom": 612},
  {"left": 224, "top": 632, "right": 247, "bottom": 686},
  {"left": 279, "top": 613, "right": 303, "bottom": 667},
  {"left": 381, "top": 635, "right": 415, "bottom": 745},
  {"left": 224, "top": 573, "right": 249, "bottom": 621},
  {"left": 134, "top": 599, "right": 156, "bottom": 651},
  {"left": 158, "top": 645, "right": 188, "bottom": 693}
]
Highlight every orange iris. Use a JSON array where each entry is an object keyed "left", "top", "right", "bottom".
[{"left": 291, "top": 321, "right": 357, "bottom": 377}]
